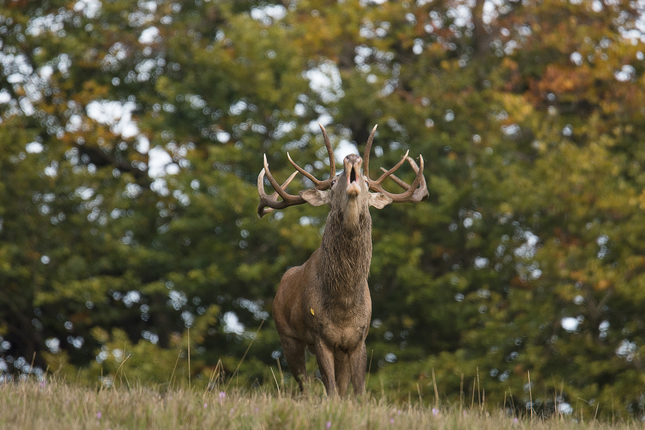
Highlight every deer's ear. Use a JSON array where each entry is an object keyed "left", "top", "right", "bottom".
[
  {"left": 369, "top": 192, "right": 393, "bottom": 209},
  {"left": 300, "top": 189, "right": 330, "bottom": 207}
]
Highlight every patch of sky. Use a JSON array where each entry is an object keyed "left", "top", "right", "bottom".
[
  {"left": 148, "top": 147, "right": 175, "bottom": 178},
  {"left": 139, "top": 26, "right": 159, "bottom": 45},
  {"left": 73, "top": 0, "right": 101, "bottom": 18},
  {"left": 235, "top": 298, "right": 270, "bottom": 320},
  {"left": 304, "top": 61, "right": 344, "bottom": 103},
  {"left": 86, "top": 100, "right": 138, "bottom": 138},
  {"left": 168, "top": 290, "right": 187, "bottom": 311},
  {"left": 250, "top": 4, "right": 287, "bottom": 25},
  {"left": 514, "top": 231, "right": 538, "bottom": 259},
  {"left": 26, "top": 141, "right": 44, "bottom": 153},
  {"left": 561, "top": 317, "right": 579, "bottom": 332},
  {"left": 616, "top": 339, "right": 637, "bottom": 362},
  {"left": 222, "top": 311, "right": 245, "bottom": 335}
]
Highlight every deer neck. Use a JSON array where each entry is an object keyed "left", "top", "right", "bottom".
[{"left": 319, "top": 203, "right": 372, "bottom": 299}]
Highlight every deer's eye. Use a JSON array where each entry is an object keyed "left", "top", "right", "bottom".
[{"left": 331, "top": 180, "right": 337, "bottom": 187}]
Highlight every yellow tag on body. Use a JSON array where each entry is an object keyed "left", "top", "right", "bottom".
[{"left": 310, "top": 308, "right": 315, "bottom": 316}]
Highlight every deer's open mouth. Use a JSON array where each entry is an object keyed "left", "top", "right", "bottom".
[
  {"left": 345, "top": 156, "right": 363, "bottom": 197},
  {"left": 349, "top": 167, "right": 357, "bottom": 183}
]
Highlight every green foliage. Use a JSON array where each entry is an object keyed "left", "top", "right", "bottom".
[{"left": 2, "top": 0, "right": 645, "bottom": 420}]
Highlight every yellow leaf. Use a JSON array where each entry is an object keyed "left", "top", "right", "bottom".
[{"left": 595, "top": 279, "right": 611, "bottom": 291}]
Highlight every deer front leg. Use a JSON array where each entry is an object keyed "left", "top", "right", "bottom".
[
  {"left": 349, "top": 342, "right": 367, "bottom": 395},
  {"left": 334, "top": 352, "right": 351, "bottom": 397},
  {"left": 314, "top": 338, "right": 337, "bottom": 396}
]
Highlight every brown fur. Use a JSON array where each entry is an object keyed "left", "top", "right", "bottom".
[{"left": 272, "top": 154, "right": 389, "bottom": 396}]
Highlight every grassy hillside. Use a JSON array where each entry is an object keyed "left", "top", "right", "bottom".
[{"left": 0, "top": 378, "right": 638, "bottom": 430}]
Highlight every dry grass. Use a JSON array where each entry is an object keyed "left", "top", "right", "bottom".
[{"left": 0, "top": 378, "right": 640, "bottom": 430}]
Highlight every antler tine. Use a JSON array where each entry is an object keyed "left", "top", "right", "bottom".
[
  {"left": 262, "top": 154, "right": 293, "bottom": 201},
  {"left": 257, "top": 168, "right": 295, "bottom": 217},
  {"left": 370, "top": 154, "right": 427, "bottom": 203},
  {"left": 410, "top": 155, "right": 429, "bottom": 201},
  {"left": 380, "top": 155, "right": 425, "bottom": 190},
  {"left": 362, "top": 123, "right": 429, "bottom": 203},
  {"left": 363, "top": 124, "right": 378, "bottom": 179},
  {"left": 373, "top": 150, "right": 409, "bottom": 185},
  {"left": 257, "top": 155, "right": 306, "bottom": 217},
  {"left": 381, "top": 156, "right": 429, "bottom": 201},
  {"left": 281, "top": 124, "right": 336, "bottom": 191},
  {"left": 319, "top": 123, "right": 336, "bottom": 180},
  {"left": 287, "top": 152, "right": 319, "bottom": 184},
  {"left": 381, "top": 166, "right": 410, "bottom": 190}
]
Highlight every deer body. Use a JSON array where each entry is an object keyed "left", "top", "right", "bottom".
[
  {"left": 258, "top": 126, "right": 427, "bottom": 396},
  {"left": 273, "top": 249, "right": 372, "bottom": 396}
]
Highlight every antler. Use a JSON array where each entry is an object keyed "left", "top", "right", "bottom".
[
  {"left": 363, "top": 125, "right": 429, "bottom": 203},
  {"left": 257, "top": 154, "right": 306, "bottom": 217},
  {"left": 286, "top": 124, "right": 336, "bottom": 190},
  {"left": 257, "top": 124, "right": 337, "bottom": 217}
]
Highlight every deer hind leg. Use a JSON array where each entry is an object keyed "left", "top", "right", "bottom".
[
  {"left": 349, "top": 342, "right": 367, "bottom": 395},
  {"left": 334, "top": 352, "right": 351, "bottom": 397},
  {"left": 280, "top": 335, "right": 308, "bottom": 392}
]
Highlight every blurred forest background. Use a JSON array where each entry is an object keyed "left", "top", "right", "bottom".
[{"left": 3, "top": 0, "right": 645, "bottom": 418}]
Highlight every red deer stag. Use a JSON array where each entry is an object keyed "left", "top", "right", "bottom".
[{"left": 257, "top": 124, "right": 428, "bottom": 396}]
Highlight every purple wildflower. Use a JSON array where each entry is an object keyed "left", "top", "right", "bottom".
[
  {"left": 326, "top": 421, "right": 332, "bottom": 429},
  {"left": 432, "top": 408, "right": 439, "bottom": 416},
  {"left": 97, "top": 412, "right": 102, "bottom": 420}
]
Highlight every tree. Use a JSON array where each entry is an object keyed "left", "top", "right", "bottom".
[
  {"left": 314, "top": 0, "right": 645, "bottom": 417},
  {"left": 0, "top": 0, "right": 315, "bottom": 383}
]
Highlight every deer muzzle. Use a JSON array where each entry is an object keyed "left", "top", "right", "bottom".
[{"left": 344, "top": 155, "right": 363, "bottom": 197}]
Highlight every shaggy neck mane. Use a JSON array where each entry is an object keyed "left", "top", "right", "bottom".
[{"left": 319, "top": 203, "right": 372, "bottom": 299}]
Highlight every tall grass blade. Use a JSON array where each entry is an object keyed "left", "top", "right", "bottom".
[{"left": 225, "top": 319, "right": 265, "bottom": 392}]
